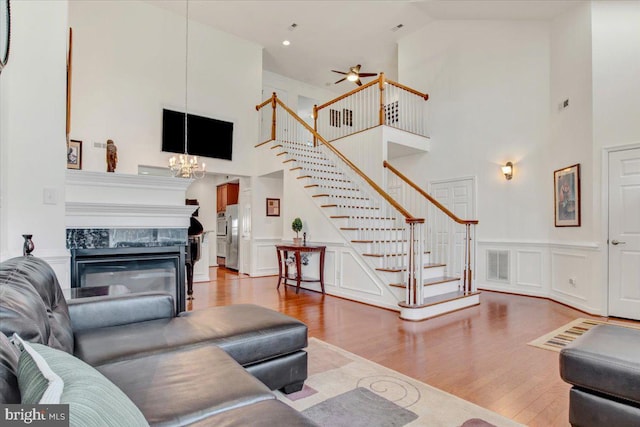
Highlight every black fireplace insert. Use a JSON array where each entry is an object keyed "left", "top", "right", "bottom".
[{"left": 70, "top": 246, "right": 186, "bottom": 313}]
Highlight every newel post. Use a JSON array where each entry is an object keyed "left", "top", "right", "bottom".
[
  {"left": 464, "top": 223, "right": 472, "bottom": 293},
  {"left": 378, "top": 72, "right": 386, "bottom": 126},
  {"left": 405, "top": 218, "right": 424, "bottom": 306},
  {"left": 271, "top": 92, "right": 277, "bottom": 141}
]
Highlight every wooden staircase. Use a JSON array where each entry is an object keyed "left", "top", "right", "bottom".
[
  {"left": 256, "top": 92, "right": 479, "bottom": 320},
  {"left": 272, "top": 139, "right": 478, "bottom": 319}
]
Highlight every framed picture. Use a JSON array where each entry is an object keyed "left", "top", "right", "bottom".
[
  {"left": 554, "top": 163, "right": 581, "bottom": 227},
  {"left": 67, "top": 140, "right": 82, "bottom": 170},
  {"left": 266, "top": 198, "right": 280, "bottom": 217}
]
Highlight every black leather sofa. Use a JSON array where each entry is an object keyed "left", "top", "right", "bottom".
[
  {"left": 0, "top": 256, "right": 316, "bottom": 426},
  {"left": 559, "top": 324, "right": 640, "bottom": 427}
]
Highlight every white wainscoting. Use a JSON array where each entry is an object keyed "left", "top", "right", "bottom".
[
  {"left": 249, "top": 239, "right": 400, "bottom": 311},
  {"left": 251, "top": 239, "right": 282, "bottom": 277},
  {"left": 477, "top": 240, "right": 603, "bottom": 314}
]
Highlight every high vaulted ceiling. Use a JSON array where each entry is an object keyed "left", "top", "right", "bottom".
[{"left": 153, "top": 1, "right": 583, "bottom": 91}]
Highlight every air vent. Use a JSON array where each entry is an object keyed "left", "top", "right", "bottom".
[
  {"left": 391, "top": 24, "right": 404, "bottom": 32},
  {"left": 487, "top": 249, "right": 509, "bottom": 282},
  {"left": 288, "top": 23, "right": 298, "bottom": 31}
]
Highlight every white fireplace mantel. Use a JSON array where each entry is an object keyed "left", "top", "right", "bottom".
[{"left": 65, "top": 170, "right": 196, "bottom": 229}]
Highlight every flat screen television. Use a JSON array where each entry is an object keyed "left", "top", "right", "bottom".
[{"left": 162, "top": 109, "right": 233, "bottom": 161}]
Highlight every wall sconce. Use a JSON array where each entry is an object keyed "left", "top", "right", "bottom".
[{"left": 502, "top": 162, "right": 513, "bottom": 180}]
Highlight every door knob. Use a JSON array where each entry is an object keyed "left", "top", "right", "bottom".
[{"left": 611, "top": 240, "right": 626, "bottom": 245}]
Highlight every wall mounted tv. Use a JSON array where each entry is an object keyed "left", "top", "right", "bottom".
[{"left": 162, "top": 109, "right": 233, "bottom": 161}]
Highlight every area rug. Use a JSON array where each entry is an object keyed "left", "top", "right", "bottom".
[
  {"left": 528, "top": 317, "right": 640, "bottom": 352},
  {"left": 276, "top": 338, "right": 522, "bottom": 427}
]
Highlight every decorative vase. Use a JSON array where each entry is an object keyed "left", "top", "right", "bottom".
[
  {"left": 293, "top": 237, "right": 302, "bottom": 246},
  {"left": 22, "top": 234, "right": 34, "bottom": 256}
]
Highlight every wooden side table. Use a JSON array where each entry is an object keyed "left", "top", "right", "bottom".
[{"left": 275, "top": 245, "right": 326, "bottom": 294}]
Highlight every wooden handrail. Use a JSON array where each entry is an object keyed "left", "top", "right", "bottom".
[
  {"left": 316, "top": 78, "right": 379, "bottom": 111},
  {"left": 383, "top": 160, "right": 478, "bottom": 225},
  {"left": 315, "top": 74, "right": 429, "bottom": 112},
  {"left": 386, "top": 79, "right": 429, "bottom": 101},
  {"left": 255, "top": 98, "right": 272, "bottom": 111},
  {"left": 275, "top": 98, "right": 416, "bottom": 221}
]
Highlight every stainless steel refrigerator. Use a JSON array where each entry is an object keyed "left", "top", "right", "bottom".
[{"left": 225, "top": 204, "right": 239, "bottom": 270}]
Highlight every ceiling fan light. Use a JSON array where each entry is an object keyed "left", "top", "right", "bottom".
[{"left": 347, "top": 73, "right": 358, "bottom": 82}]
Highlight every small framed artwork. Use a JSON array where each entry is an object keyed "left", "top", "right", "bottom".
[
  {"left": 67, "top": 140, "right": 82, "bottom": 170},
  {"left": 266, "top": 198, "right": 280, "bottom": 217},
  {"left": 554, "top": 163, "right": 581, "bottom": 227}
]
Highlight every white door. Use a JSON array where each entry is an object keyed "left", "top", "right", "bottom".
[
  {"left": 429, "top": 177, "right": 476, "bottom": 277},
  {"left": 608, "top": 148, "right": 640, "bottom": 320}
]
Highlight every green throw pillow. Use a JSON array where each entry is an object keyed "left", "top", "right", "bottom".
[
  {"left": 13, "top": 335, "right": 149, "bottom": 427},
  {"left": 14, "top": 334, "right": 64, "bottom": 404}
]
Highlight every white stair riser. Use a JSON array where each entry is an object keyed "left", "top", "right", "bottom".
[
  {"left": 423, "top": 280, "right": 460, "bottom": 298},
  {"left": 389, "top": 280, "right": 460, "bottom": 301},
  {"left": 350, "top": 241, "right": 410, "bottom": 254},
  {"left": 316, "top": 188, "right": 361, "bottom": 198},
  {"left": 400, "top": 294, "right": 480, "bottom": 321},
  {"left": 364, "top": 253, "right": 432, "bottom": 269},
  {"left": 376, "top": 265, "right": 446, "bottom": 283}
]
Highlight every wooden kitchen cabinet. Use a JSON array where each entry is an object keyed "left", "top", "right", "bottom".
[{"left": 216, "top": 183, "right": 239, "bottom": 213}]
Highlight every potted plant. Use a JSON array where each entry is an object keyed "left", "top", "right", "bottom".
[{"left": 291, "top": 217, "right": 303, "bottom": 246}]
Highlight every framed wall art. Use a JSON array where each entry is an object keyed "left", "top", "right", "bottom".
[
  {"left": 266, "top": 198, "right": 280, "bottom": 217},
  {"left": 67, "top": 139, "right": 82, "bottom": 170},
  {"left": 554, "top": 163, "right": 581, "bottom": 227}
]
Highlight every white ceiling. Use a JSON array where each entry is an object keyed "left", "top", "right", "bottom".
[{"left": 153, "top": 1, "right": 583, "bottom": 91}]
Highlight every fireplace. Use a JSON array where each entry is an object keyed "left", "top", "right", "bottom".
[{"left": 70, "top": 246, "right": 186, "bottom": 313}]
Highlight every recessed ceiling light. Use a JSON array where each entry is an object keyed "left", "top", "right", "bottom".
[{"left": 282, "top": 40, "right": 290, "bottom": 46}]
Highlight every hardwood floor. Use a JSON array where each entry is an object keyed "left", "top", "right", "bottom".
[{"left": 190, "top": 267, "right": 639, "bottom": 427}]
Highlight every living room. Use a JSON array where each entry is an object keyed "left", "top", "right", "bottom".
[{"left": 1, "top": 1, "right": 639, "bottom": 426}]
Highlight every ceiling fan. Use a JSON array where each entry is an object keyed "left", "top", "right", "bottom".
[{"left": 332, "top": 64, "right": 377, "bottom": 86}]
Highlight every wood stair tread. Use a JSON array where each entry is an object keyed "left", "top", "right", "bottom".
[
  {"left": 323, "top": 205, "right": 379, "bottom": 210},
  {"left": 362, "top": 251, "right": 431, "bottom": 258},
  {"left": 398, "top": 291, "right": 480, "bottom": 309},
  {"left": 351, "top": 239, "right": 408, "bottom": 244},
  {"left": 376, "top": 263, "right": 445, "bottom": 273},
  {"left": 390, "top": 276, "right": 460, "bottom": 288}
]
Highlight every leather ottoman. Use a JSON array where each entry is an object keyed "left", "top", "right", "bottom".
[{"left": 559, "top": 324, "right": 640, "bottom": 427}]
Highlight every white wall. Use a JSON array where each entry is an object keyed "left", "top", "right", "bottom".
[
  {"left": 398, "top": 20, "right": 551, "bottom": 241},
  {"left": 263, "top": 70, "right": 335, "bottom": 113},
  {"left": 69, "top": 1, "right": 262, "bottom": 177},
  {"left": 0, "top": 1, "right": 69, "bottom": 281},
  {"left": 397, "top": 17, "right": 609, "bottom": 313},
  {"left": 591, "top": 1, "right": 640, "bottom": 151},
  {"left": 251, "top": 174, "right": 284, "bottom": 240}
]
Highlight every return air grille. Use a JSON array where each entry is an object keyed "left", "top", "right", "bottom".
[{"left": 487, "top": 249, "right": 509, "bottom": 282}]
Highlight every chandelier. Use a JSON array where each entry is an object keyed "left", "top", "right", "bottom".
[
  {"left": 169, "top": 154, "right": 206, "bottom": 179},
  {"left": 167, "top": 0, "right": 205, "bottom": 180}
]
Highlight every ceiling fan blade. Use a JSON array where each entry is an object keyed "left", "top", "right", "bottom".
[
  {"left": 331, "top": 70, "right": 347, "bottom": 75},
  {"left": 354, "top": 64, "right": 361, "bottom": 73},
  {"left": 356, "top": 79, "right": 363, "bottom": 86},
  {"left": 334, "top": 77, "right": 347, "bottom": 84},
  {"left": 358, "top": 73, "right": 377, "bottom": 77}
]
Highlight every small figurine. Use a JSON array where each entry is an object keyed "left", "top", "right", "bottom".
[{"left": 106, "top": 139, "right": 118, "bottom": 172}]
